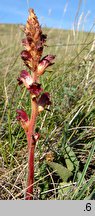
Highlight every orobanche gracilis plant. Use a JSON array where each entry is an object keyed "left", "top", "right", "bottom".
[{"left": 16, "top": 9, "right": 55, "bottom": 200}]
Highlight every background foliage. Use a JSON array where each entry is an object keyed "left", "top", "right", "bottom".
[{"left": 0, "top": 24, "right": 95, "bottom": 199}]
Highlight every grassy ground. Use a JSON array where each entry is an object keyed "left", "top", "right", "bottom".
[{"left": 0, "top": 24, "right": 95, "bottom": 200}]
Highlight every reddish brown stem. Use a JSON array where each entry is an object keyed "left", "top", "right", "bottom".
[
  {"left": 27, "top": 98, "right": 38, "bottom": 149},
  {"left": 25, "top": 145, "right": 35, "bottom": 200},
  {"left": 25, "top": 96, "right": 38, "bottom": 200}
]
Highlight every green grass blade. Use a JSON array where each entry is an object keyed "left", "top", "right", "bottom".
[
  {"left": 76, "top": 175, "right": 95, "bottom": 200},
  {"left": 72, "top": 140, "right": 95, "bottom": 199}
]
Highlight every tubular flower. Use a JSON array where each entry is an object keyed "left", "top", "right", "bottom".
[
  {"left": 28, "top": 82, "right": 43, "bottom": 97},
  {"left": 37, "top": 55, "right": 56, "bottom": 76},
  {"left": 16, "top": 109, "right": 29, "bottom": 132},
  {"left": 38, "top": 92, "right": 51, "bottom": 112},
  {"left": 17, "top": 70, "right": 33, "bottom": 89}
]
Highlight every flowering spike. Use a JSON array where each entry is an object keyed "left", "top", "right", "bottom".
[
  {"left": 37, "top": 55, "right": 56, "bottom": 76},
  {"left": 16, "top": 8, "right": 55, "bottom": 200}
]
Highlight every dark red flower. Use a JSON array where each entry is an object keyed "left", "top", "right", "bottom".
[
  {"left": 38, "top": 92, "right": 51, "bottom": 112},
  {"left": 37, "top": 55, "right": 56, "bottom": 75},
  {"left": 28, "top": 82, "right": 43, "bottom": 96},
  {"left": 16, "top": 109, "right": 29, "bottom": 122},
  {"left": 21, "top": 50, "right": 32, "bottom": 61},
  {"left": 17, "top": 70, "right": 33, "bottom": 88},
  {"left": 16, "top": 109, "right": 29, "bottom": 132}
]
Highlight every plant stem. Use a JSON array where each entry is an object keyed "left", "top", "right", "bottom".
[
  {"left": 25, "top": 144, "right": 35, "bottom": 200},
  {"left": 27, "top": 98, "right": 38, "bottom": 148},
  {"left": 25, "top": 97, "right": 38, "bottom": 200}
]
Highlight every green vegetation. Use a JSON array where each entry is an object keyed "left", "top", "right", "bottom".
[{"left": 0, "top": 24, "right": 95, "bottom": 200}]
